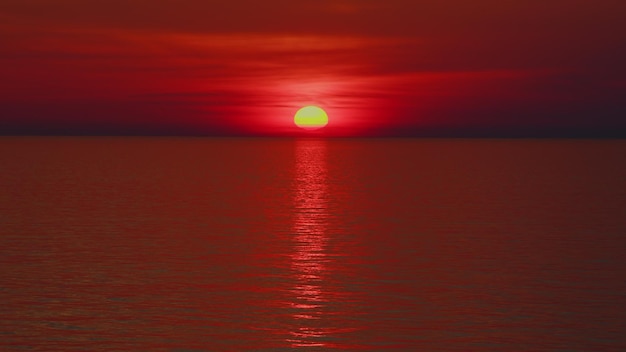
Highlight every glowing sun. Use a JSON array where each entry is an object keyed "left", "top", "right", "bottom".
[{"left": 294, "top": 106, "right": 328, "bottom": 129}]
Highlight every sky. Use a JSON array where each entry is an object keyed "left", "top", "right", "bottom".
[{"left": 1, "top": 0, "right": 625, "bottom": 137}]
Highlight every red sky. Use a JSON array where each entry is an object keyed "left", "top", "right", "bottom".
[{"left": 1, "top": 0, "right": 625, "bottom": 136}]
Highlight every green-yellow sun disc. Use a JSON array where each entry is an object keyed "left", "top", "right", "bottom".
[{"left": 294, "top": 106, "right": 328, "bottom": 129}]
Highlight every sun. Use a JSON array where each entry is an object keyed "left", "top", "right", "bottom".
[{"left": 294, "top": 106, "right": 328, "bottom": 130}]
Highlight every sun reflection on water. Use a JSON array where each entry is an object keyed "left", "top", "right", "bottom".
[{"left": 288, "top": 139, "right": 334, "bottom": 348}]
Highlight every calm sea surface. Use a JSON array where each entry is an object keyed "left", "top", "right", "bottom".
[{"left": 1, "top": 137, "right": 625, "bottom": 351}]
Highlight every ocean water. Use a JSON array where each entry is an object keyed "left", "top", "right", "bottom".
[{"left": 0, "top": 137, "right": 625, "bottom": 351}]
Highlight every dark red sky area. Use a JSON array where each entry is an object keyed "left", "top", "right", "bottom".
[{"left": 1, "top": 0, "right": 625, "bottom": 136}]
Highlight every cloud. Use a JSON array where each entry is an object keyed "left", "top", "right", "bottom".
[{"left": 1, "top": 0, "right": 625, "bottom": 136}]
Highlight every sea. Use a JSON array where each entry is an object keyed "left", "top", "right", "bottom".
[{"left": 1, "top": 137, "right": 625, "bottom": 351}]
